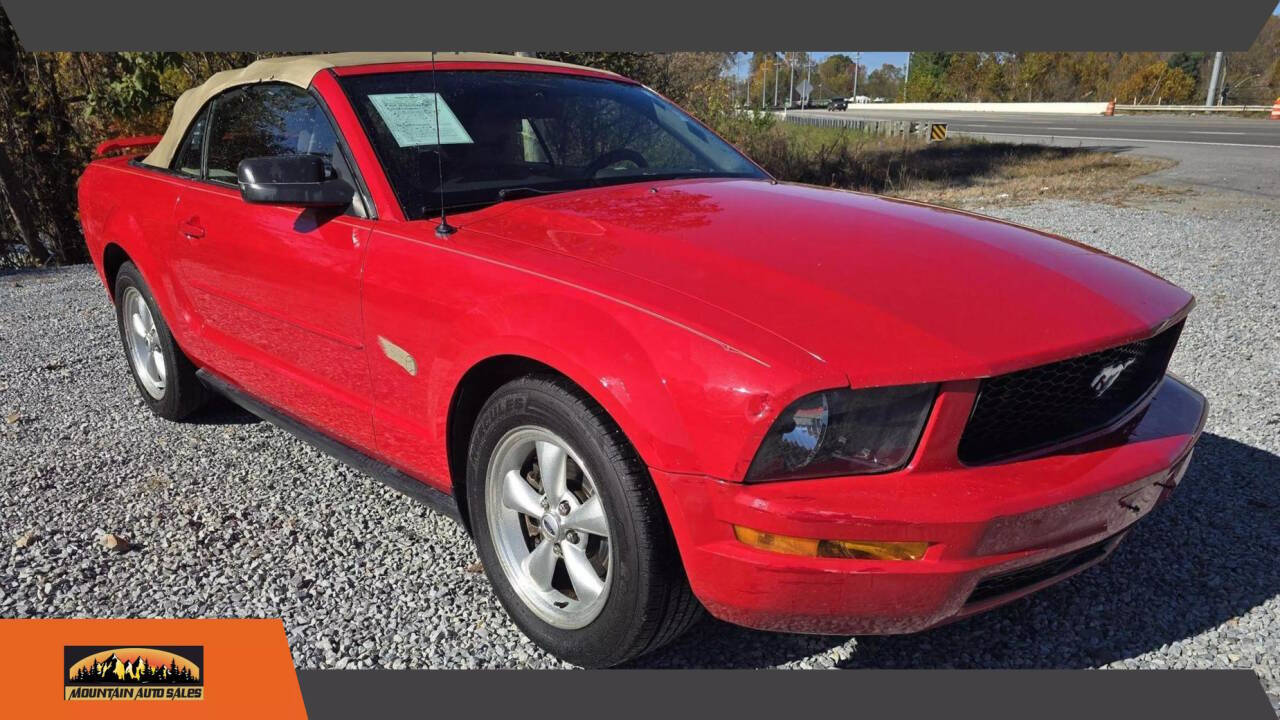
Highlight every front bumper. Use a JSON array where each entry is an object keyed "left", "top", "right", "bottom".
[{"left": 652, "top": 375, "right": 1207, "bottom": 635}]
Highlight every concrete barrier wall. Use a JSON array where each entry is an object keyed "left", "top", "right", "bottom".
[
  {"left": 833, "top": 102, "right": 1112, "bottom": 115},
  {"left": 1115, "top": 104, "right": 1273, "bottom": 113}
]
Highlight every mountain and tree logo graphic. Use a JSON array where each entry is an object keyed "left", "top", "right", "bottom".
[{"left": 63, "top": 646, "right": 204, "bottom": 701}]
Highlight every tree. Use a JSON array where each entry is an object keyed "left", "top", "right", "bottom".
[
  {"left": 0, "top": 11, "right": 89, "bottom": 264},
  {"left": 0, "top": 135, "right": 47, "bottom": 263},
  {"left": 976, "top": 54, "right": 1009, "bottom": 101},
  {"left": 1011, "top": 52, "right": 1056, "bottom": 101},
  {"left": 863, "top": 64, "right": 904, "bottom": 101},
  {"left": 816, "top": 53, "right": 858, "bottom": 99},
  {"left": 1166, "top": 51, "right": 1205, "bottom": 87},
  {"left": 743, "top": 52, "right": 783, "bottom": 106},
  {"left": 1073, "top": 52, "right": 1115, "bottom": 100},
  {"left": 1114, "top": 61, "right": 1196, "bottom": 104},
  {"left": 904, "top": 52, "right": 954, "bottom": 101},
  {"left": 941, "top": 53, "right": 986, "bottom": 101}
]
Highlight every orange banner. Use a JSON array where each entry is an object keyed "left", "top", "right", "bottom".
[{"left": 0, "top": 618, "right": 306, "bottom": 718}]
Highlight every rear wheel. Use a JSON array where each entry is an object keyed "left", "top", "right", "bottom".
[
  {"left": 466, "top": 375, "right": 701, "bottom": 666},
  {"left": 114, "top": 262, "right": 206, "bottom": 420}
]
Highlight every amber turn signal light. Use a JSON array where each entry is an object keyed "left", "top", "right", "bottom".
[{"left": 733, "top": 526, "right": 929, "bottom": 561}]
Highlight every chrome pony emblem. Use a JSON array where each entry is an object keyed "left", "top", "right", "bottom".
[{"left": 1091, "top": 359, "right": 1135, "bottom": 396}]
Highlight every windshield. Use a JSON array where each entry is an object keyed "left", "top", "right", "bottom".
[{"left": 338, "top": 70, "right": 768, "bottom": 219}]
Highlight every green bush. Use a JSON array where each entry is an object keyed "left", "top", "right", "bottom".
[{"left": 715, "top": 118, "right": 928, "bottom": 192}]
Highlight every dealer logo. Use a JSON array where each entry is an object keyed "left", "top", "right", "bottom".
[{"left": 63, "top": 646, "right": 203, "bottom": 701}]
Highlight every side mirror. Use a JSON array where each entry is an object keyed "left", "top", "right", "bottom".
[{"left": 237, "top": 155, "right": 353, "bottom": 208}]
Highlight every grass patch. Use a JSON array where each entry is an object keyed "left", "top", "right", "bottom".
[
  {"left": 888, "top": 142, "right": 1176, "bottom": 207},
  {"left": 726, "top": 120, "right": 1176, "bottom": 208}
]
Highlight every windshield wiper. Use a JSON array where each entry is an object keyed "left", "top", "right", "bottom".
[{"left": 496, "top": 186, "right": 562, "bottom": 202}]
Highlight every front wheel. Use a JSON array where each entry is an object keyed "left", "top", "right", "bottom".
[{"left": 466, "top": 375, "right": 701, "bottom": 666}]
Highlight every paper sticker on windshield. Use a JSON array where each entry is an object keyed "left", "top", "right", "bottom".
[{"left": 368, "top": 93, "right": 474, "bottom": 147}]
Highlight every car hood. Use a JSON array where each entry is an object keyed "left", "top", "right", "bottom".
[{"left": 466, "top": 178, "right": 1192, "bottom": 385}]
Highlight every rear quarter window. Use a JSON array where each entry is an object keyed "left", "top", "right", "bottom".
[{"left": 171, "top": 107, "right": 209, "bottom": 178}]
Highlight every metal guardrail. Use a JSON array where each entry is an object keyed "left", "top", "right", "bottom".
[
  {"left": 1114, "top": 104, "right": 1273, "bottom": 113},
  {"left": 780, "top": 113, "right": 946, "bottom": 140}
]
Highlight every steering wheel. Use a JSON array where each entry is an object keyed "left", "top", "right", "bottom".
[{"left": 584, "top": 148, "right": 648, "bottom": 177}]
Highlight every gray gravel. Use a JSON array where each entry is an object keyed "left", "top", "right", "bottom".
[{"left": 1, "top": 199, "right": 1276, "bottom": 704}]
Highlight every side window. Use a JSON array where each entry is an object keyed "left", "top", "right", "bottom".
[
  {"left": 204, "top": 83, "right": 364, "bottom": 214},
  {"left": 206, "top": 85, "right": 339, "bottom": 180},
  {"left": 171, "top": 106, "right": 209, "bottom": 177}
]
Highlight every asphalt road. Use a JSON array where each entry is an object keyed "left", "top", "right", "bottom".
[
  {"left": 790, "top": 109, "right": 1280, "bottom": 148},
  {"left": 788, "top": 109, "right": 1280, "bottom": 202}
]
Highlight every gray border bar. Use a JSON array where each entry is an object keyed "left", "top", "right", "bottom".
[
  {"left": 3, "top": 0, "right": 1276, "bottom": 51},
  {"left": 297, "top": 669, "right": 1275, "bottom": 719}
]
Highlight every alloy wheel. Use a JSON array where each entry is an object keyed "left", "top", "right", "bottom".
[
  {"left": 485, "top": 426, "right": 613, "bottom": 629},
  {"left": 122, "top": 286, "right": 166, "bottom": 400}
]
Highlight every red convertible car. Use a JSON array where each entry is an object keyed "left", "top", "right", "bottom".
[{"left": 77, "top": 53, "right": 1206, "bottom": 667}]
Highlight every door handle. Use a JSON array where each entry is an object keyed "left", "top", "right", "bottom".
[{"left": 179, "top": 219, "right": 205, "bottom": 239}]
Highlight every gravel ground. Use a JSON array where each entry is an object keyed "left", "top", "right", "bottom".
[{"left": 1, "top": 199, "right": 1276, "bottom": 705}]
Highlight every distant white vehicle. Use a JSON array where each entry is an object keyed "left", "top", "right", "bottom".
[{"left": 851, "top": 95, "right": 871, "bottom": 104}]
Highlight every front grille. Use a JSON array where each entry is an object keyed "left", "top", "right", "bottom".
[
  {"left": 967, "top": 535, "right": 1115, "bottom": 605},
  {"left": 958, "top": 322, "right": 1183, "bottom": 465}
]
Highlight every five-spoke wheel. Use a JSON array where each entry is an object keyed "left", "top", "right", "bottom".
[
  {"left": 468, "top": 376, "right": 701, "bottom": 666},
  {"left": 122, "top": 285, "right": 167, "bottom": 400},
  {"left": 485, "top": 426, "right": 613, "bottom": 629},
  {"left": 113, "top": 261, "right": 206, "bottom": 420}
]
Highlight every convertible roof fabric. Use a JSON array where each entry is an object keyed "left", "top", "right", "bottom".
[{"left": 142, "top": 52, "right": 608, "bottom": 168}]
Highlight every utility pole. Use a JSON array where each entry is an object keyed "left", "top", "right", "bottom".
[
  {"left": 1205, "top": 51, "right": 1223, "bottom": 107},
  {"left": 805, "top": 58, "right": 812, "bottom": 105},
  {"left": 773, "top": 60, "right": 780, "bottom": 107},
  {"left": 789, "top": 54, "right": 795, "bottom": 108},
  {"left": 738, "top": 53, "right": 745, "bottom": 108},
  {"left": 903, "top": 53, "right": 911, "bottom": 102},
  {"left": 852, "top": 51, "right": 860, "bottom": 99},
  {"left": 762, "top": 58, "right": 767, "bottom": 108},
  {"left": 732, "top": 52, "right": 742, "bottom": 106}
]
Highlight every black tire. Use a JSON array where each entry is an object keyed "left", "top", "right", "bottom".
[
  {"left": 113, "top": 262, "right": 207, "bottom": 420},
  {"left": 466, "top": 375, "right": 702, "bottom": 667}
]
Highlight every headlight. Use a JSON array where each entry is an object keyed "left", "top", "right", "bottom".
[{"left": 745, "top": 384, "right": 937, "bottom": 482}]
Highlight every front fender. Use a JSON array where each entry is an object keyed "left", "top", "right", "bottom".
[
  {"left": 441, "top": 291, "right": 709, "bottom": 475},
  {"left": 363, "top": 226, "right": 843, "bottom": 484}
]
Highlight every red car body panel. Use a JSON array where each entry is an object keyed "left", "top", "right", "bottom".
[
  {"left": 76, "top": 60, "right": 1207, "bottom": 637},
  {"left": 467, "top": 178, "right": 1192, "bottom": 385},
  {"left": 172, "top": 180, "right": 377, "bottom": 450}
]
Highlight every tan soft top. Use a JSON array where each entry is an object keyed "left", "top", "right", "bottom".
[{"left": 142, "top": 52, "right": 610, "bottom": 168}]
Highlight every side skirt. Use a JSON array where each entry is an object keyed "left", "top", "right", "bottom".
[{"left": 196, "top": 369, "right": 463, "bottom": 526}]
